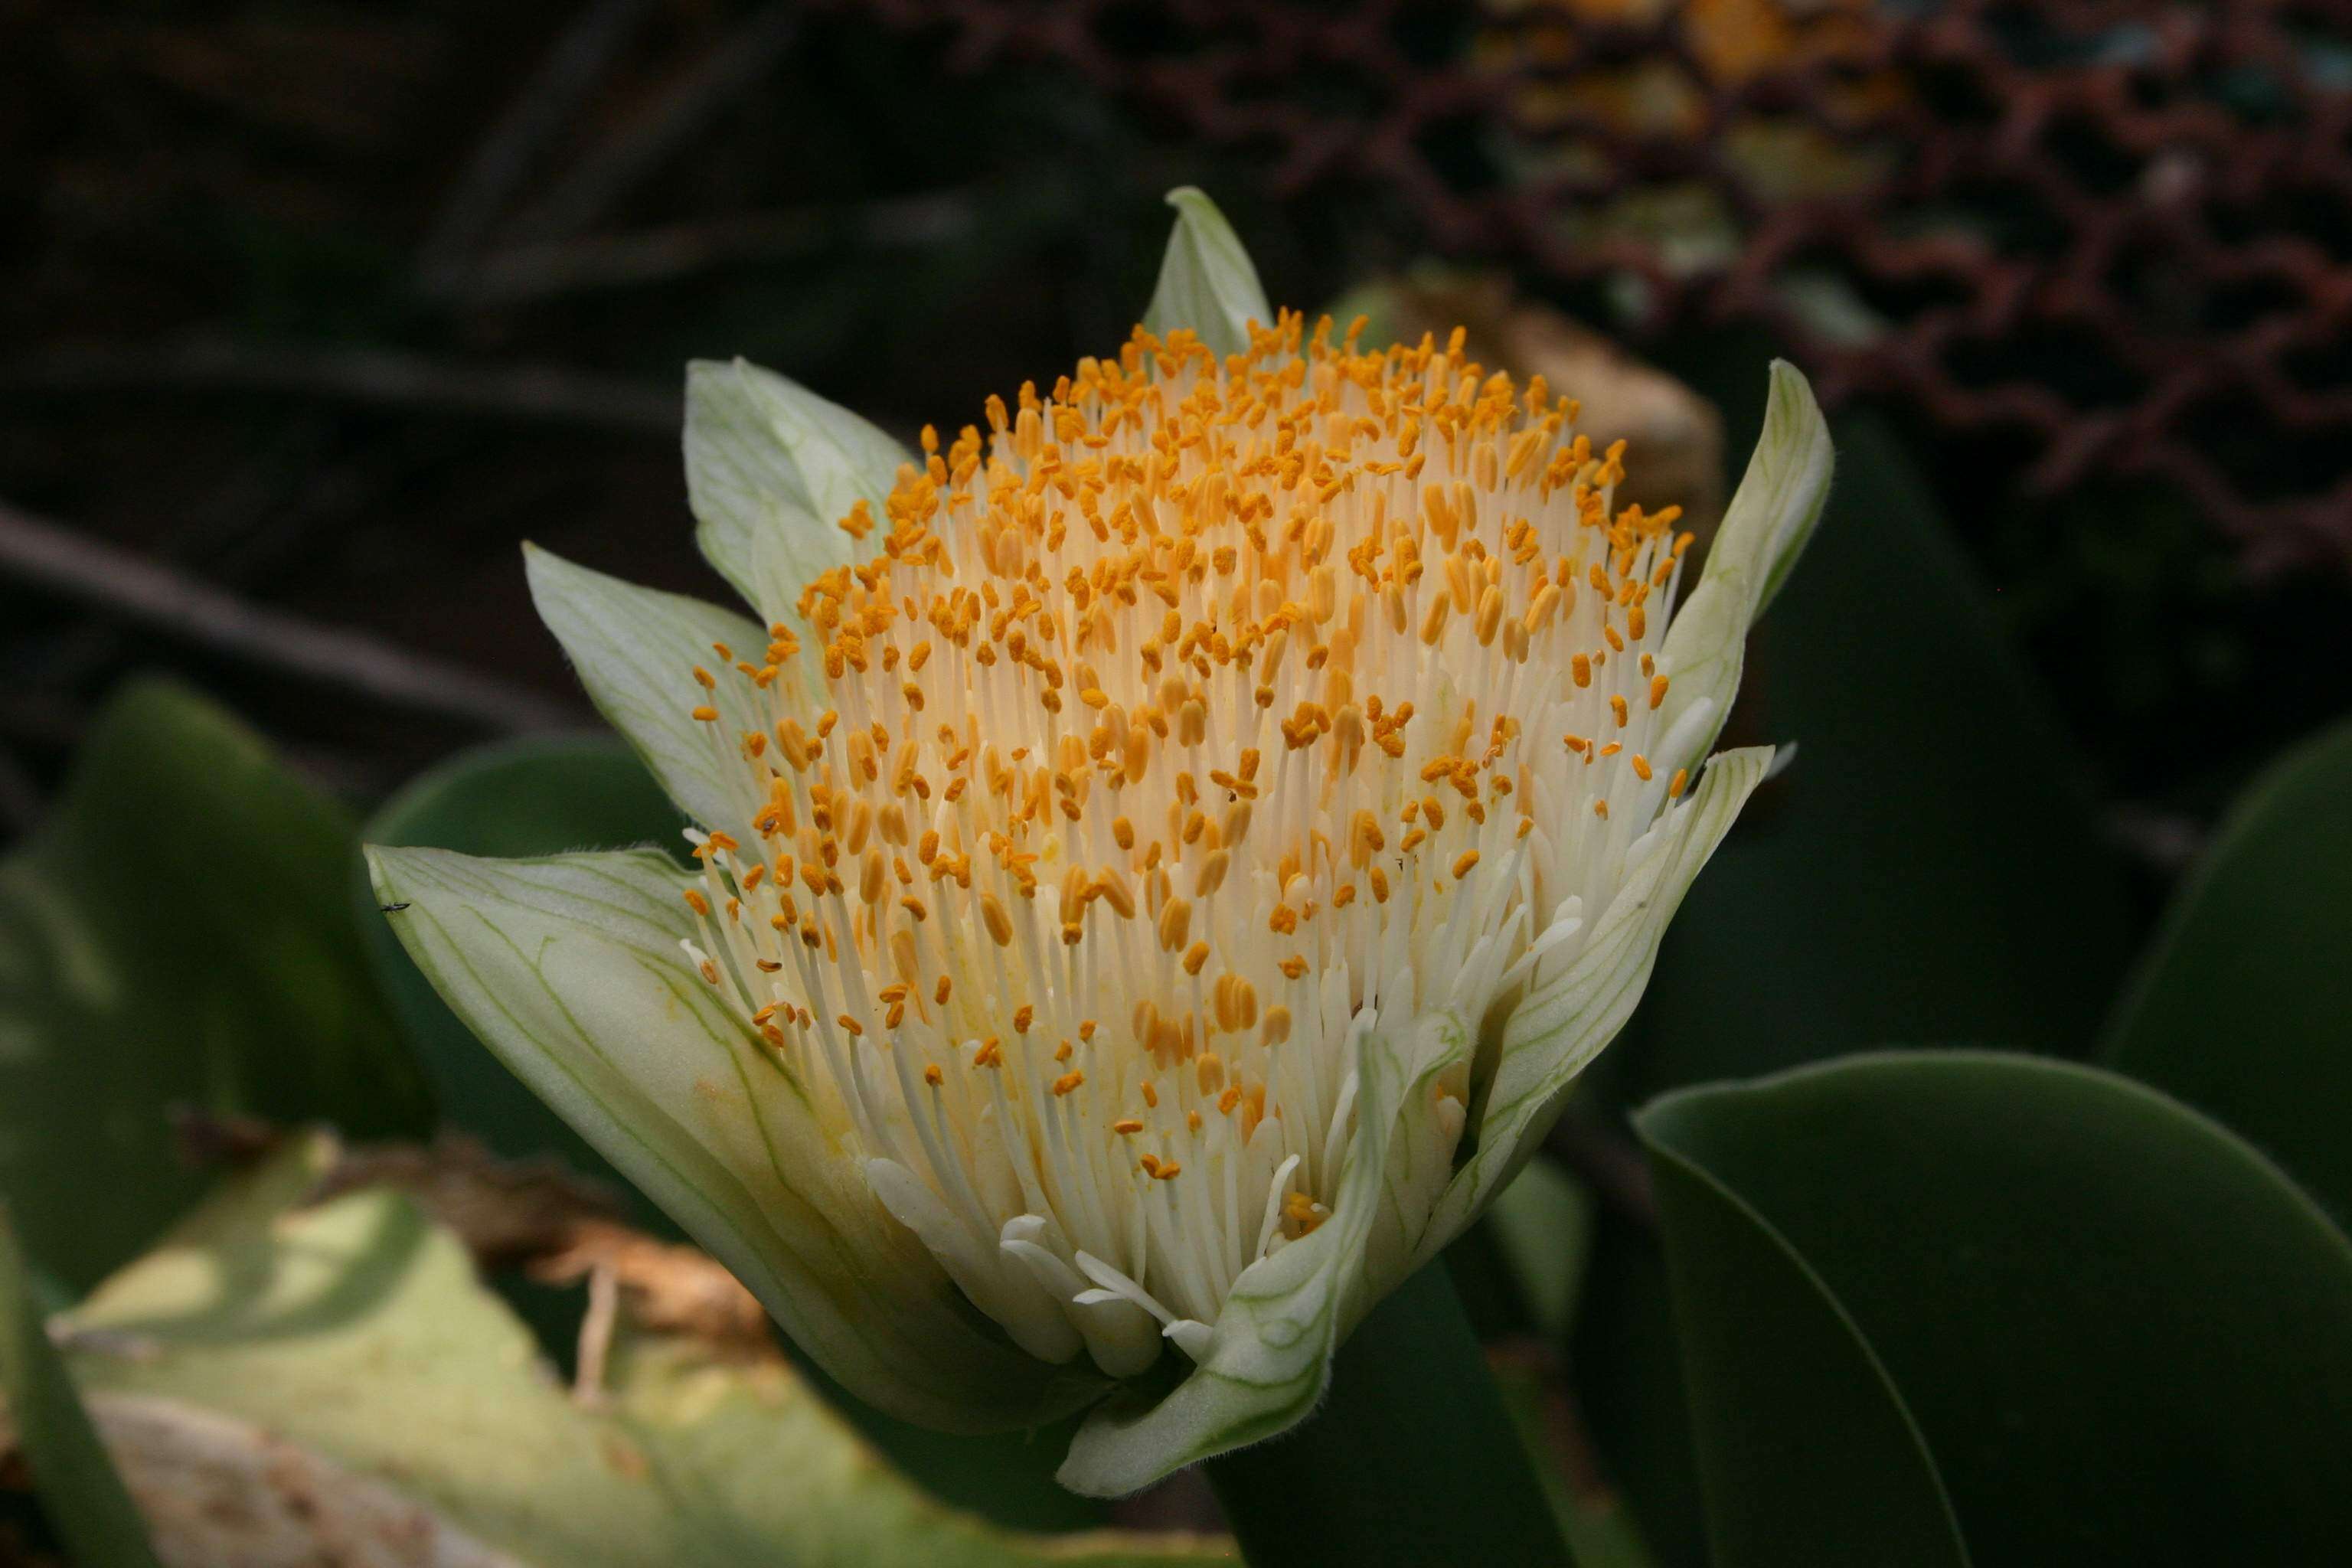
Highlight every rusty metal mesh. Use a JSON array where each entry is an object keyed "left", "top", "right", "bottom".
[{"left": 859, "top": 0, "right": 2352, "bottom": 575}]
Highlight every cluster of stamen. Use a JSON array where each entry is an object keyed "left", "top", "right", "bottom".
[{"left": 677, "top": 313, "right": 1704, "bottom": 1374}]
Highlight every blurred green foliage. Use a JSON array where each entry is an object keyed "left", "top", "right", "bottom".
[
  {"left": 0, "top": 680, "right": 430, "bottom": 1292},
  {"left": 46, "top": 1135, "right": 1225, "bottom": 1567},
  {"left": 0, "top": 1209, "right": 162, "bottom": 1568}
]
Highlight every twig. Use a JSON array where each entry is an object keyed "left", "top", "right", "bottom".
[
  {"left": 416, "top": 0, "right": 661, "bottom": 292},
  {"left": 320, "top": 1133, "right": 773, "bottom": 1350},
  {"left": 498, "top": 4, "right": 803, "bottom": 246},
  {"left": 1544, "top": 1113, "right": 1658, "bottom": 1230},
  {"left": 0, "top": 500, "right": 577, "bottom": 734},
  {"left": 573, "top": 1262, "right": 620, "bottom": 1408},
  {"left": 450, "top": 191, "right": 977, "bottom": 307},
  {"left": 30, "top": 417, "right": 345, "bottom": 697},
  {"left": 0, "top": 341, "right": 675, "bottom": 433}
]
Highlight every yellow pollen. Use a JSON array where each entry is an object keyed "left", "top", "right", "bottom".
[{"left": 671, "top": 313, "right": 1698, "bottom": 1364}]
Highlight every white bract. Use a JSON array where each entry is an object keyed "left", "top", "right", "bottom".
[{"left": 368, "top": 188, "right": 1831, "bottom": 1495}]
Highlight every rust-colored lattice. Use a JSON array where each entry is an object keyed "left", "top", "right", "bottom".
[{"left": 863, "top": 0, "right": 2352, "bottom": 574}]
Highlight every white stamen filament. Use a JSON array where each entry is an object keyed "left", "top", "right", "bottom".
[{"left": 674, "top": 314, "right": 1700, "bottom": 1374}]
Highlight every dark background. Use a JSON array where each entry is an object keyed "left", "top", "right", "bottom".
[{"left": 5, "top": 0, "right": 2350, "bottom": 899}]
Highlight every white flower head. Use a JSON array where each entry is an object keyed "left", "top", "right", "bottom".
[{"left": 369, "top": 189, "right": 1831, "bottom": 1495}]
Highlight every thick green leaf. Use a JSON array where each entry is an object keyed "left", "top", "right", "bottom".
[
  {"left": 0, "top": 679, "right": 428, "bottom": 1289},
  {"left": 1612, "top": 405, "right": 2133, "bottom": 1100},
  {"left": 0, "top": 1206, "right": 162, "bottom": 1568},
  {"left": 1142, "top": 189, "right": 1272, "bottom": 359},
  {"left": 2103, "top": 714, "right": 2352, "bottom": 1223},
  {"left": 366, "top": 734, "right": 685, "bottom": 867},
  {"left": 1641, "top": 1051, "right": 2352, "bottom": 1563},
  {"left": 1641, "top": 1140, "right": 1967, "bottom": 1567},
  {"left": 62, "top": 1144, "right": 1229, "bottom": 1567}
]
